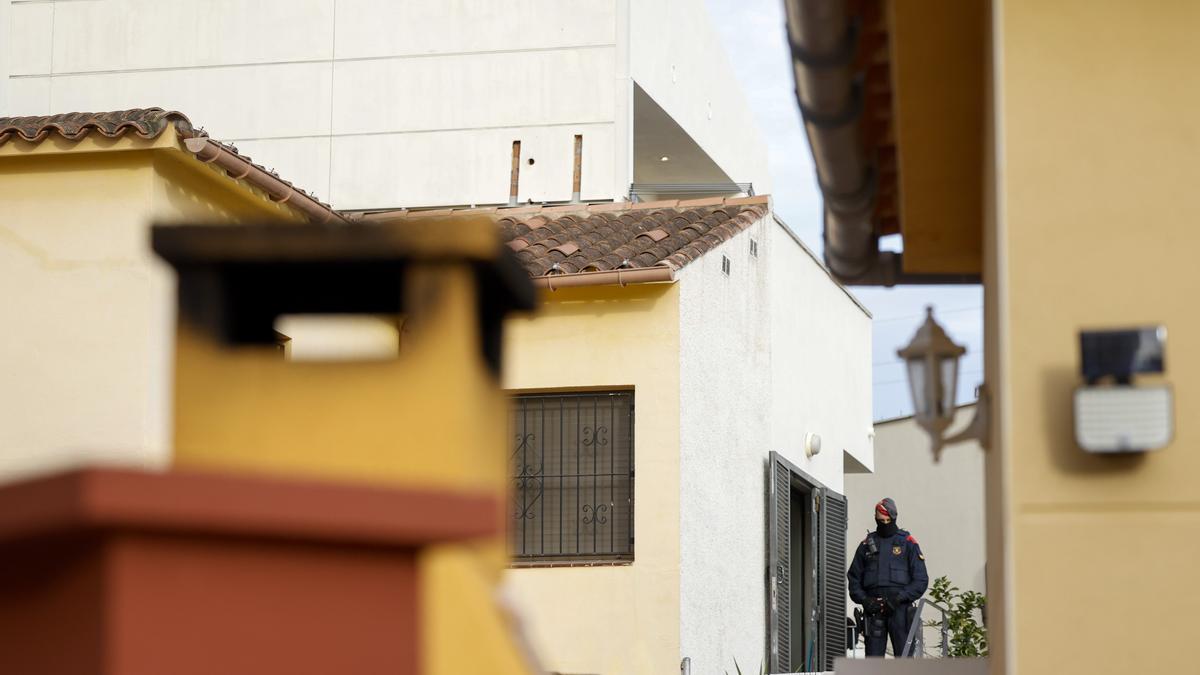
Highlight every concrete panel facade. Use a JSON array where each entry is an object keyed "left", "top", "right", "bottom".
[{"left": 3, "top": 0, "right": 763, "bottom": 211}]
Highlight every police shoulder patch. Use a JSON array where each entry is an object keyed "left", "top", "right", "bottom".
[{"left": 906, "top": 534, "right": 919, "bottom": 544}]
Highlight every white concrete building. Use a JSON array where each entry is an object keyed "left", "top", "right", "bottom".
[
  {"left": 468, "top": 196, "right": 874, "bottom": 674},
  {"left": 1, "top": 0, "right": 768, "bottom": 210}
]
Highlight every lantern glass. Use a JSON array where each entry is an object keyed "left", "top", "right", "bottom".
[
  {"left": 939, "top": 355, "right": 959, "bottom": 418},
  {"left": 906, "top": 357, "right": 928, "bottom": 416}
]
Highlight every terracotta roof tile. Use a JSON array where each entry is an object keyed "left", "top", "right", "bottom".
[
  {"left": 414, "top": 200, "right": 768, "bottom": 279},
  {"left": 0, "top": 108, "right": 341, "bottom": 222},
  {"left": 0, "top": 108, "right": 192, "bottom": 145}
]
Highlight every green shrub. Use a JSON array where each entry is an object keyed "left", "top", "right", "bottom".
[{"left": 924, "top": 575, "right": 988, "bottom": 657}]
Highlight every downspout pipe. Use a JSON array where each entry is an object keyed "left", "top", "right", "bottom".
[
  {"left": 532, "top": 266, "right": 674, "bottom": 290},
  {"left": 784, "top": 0, "right": 978, "bottom": 286}
]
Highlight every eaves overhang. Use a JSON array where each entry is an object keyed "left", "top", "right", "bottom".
[{"left": 784, "top": 0, "right": 985, "bottom": 286}]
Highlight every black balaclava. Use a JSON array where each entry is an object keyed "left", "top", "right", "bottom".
[{"left": 874, "top": 497, "right": 899, "bottom": 538}]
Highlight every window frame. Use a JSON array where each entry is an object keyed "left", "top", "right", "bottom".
[{"left": 505, "top": 388, "right": 635, "bottom": 567}]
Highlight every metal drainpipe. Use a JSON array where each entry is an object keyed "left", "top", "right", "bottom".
[
  {"left": 784, "top": 0, "right": 979, "bottom": 286},
  {"left": 786, "top": 0, "right": 875, "bottom": 281}
]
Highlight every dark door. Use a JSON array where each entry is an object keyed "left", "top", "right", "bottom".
[
  {"left": 767, "top": 452, "right": 849, "bottom": 673},
  {"left": 767, "top": 452, "right": 794, "bottom": 672},
  {"left": 820, "top": 489, "right": 849, "bottom": 671}
]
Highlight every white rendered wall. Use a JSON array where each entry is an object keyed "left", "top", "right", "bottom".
[
  {"left": 677, "top": 214, "right": 871, "bottom": 673},
  {"left": 767, "top": 220, "right": 874, "bottom": 487},
  {"left": 0, "top": 0, "right": 10, "bottom": 114},
  {"left": 4, "top": 0, "right": 619, "bottom": 209},
  {"left": 628, "top": 0, "right": 770, "bottom": 194}
]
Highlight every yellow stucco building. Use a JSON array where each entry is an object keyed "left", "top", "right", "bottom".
[
  {"left": 787, "top": 1, "right": 1199, "bottom": 673},
  {"left": 0, "top": 108, "right": 536, "bottom": 675},
  {"left": 0, "top": 108, "right": 329, "bottom": 480}
]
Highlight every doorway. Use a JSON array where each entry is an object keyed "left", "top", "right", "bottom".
[{"left": 767, "top": 451, "right": 848, "bottom": 674}]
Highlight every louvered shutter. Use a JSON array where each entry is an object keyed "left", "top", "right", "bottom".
[
  {"left": 820, "top": 488, "right": 849, "bottom": 671},
  {"left": 767, "top": 452, "right": 792, "bottom": 673}
]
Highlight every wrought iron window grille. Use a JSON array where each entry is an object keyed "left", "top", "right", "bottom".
[{"left": 507, "top": 391, "right": 635, "bottom": 563}]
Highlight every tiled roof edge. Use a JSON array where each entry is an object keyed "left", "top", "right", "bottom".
[
  {"left": 349, "top": 194, "right": 771, "bottom": 222},
  {"left": 0, "top": 108, "right": 192, "bottom": 145},
  {"left": 0, "top": 108, "right": 344, "bottom": 224}
]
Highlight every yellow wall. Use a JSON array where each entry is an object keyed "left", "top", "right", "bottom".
[
  {"left": 0, "top": 133, "right": 310, "bottom": 483},
  {"left": 889, "top": 0, "right": 985, "bottom": 275},
  {"left": 993, "top": 1, "right": 1200, "bottom": 672},
  {"left": 501, "top": 283, "right": 681, "bottom": 675},
  {"left": 172, "top": 262, "right": 531, "bottom": 675}
]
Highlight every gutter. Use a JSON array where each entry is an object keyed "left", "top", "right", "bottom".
[
  {"left": 182, "top": 137, "right": 345, "bottom": 224},
  {"left": 784, "top": 0, "right": 978, "bottom": 286},
  {"left": 531, "top": 266, "right": 675, "bottom": 290}
]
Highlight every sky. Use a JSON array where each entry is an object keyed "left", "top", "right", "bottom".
[{"left": 703, "top": 0, "right": 984, "bottom": 421}]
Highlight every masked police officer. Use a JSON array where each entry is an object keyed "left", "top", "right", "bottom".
[{"left": 847, "top": 497, "right": 929, "bottom": 657}]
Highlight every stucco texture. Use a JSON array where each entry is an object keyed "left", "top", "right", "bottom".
[
  {"left": 993, "top": 1, "right": 1200, "bottom": 672},
  {"left": 501, "top": 284, "right": 682, "bottom": 675},
  {"left": 677, "top": 216, "right": 872, "bottom": 672},
  {"left": 0, "top": 137, "right": 302, "bottom": 484}
]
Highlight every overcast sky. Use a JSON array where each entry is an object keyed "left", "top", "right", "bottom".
[{"left": 703, "top": 0, "right": 983, "bottom": 421}]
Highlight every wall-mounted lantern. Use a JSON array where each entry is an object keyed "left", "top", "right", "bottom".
[{"left": 897, "top": 307, "right": 989, "bottom": 462}]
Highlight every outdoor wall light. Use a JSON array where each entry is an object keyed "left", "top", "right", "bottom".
[
  {"left": 898, "top": 306, "right": 989, "bottom": 462},
  {"left": 804, "top": 432, "right": 822, "bottom": 458},
  {"left": 1075, "top": 326, "right": 1172, "bottom": 452}
]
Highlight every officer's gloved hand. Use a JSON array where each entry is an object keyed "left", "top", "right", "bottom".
[
  {"left": 864, "top": 597, "right": 886, "bottom": 616},
  {"left": 884, "top": 591, "right": 904, "bottom": 613}
]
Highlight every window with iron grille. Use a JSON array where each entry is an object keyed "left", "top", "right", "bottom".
[{"left": 508, "top": 391, "right": 634, "bottom": 563}]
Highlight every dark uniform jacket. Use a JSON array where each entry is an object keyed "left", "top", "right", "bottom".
[{"left": 847, "top": 528, "right": 929, "bottom": 606}]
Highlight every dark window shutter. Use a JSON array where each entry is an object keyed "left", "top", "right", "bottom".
[
  {"left": 820, "top": 488, "right": 849, "bottom": 671},
  {"left": 767, "top": 452, "right": 791, "bottom": 673}
]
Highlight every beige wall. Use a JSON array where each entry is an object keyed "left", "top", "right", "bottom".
[
  {"left": 993, "top": 1, "right": 1200, "bottom": 672},
  {"left": 0, "top": 136, "right": 302, "bottom": 484},
  {"left": 846, "top": 406, "right": 987, "bottom": 600},
  {"left": 501, "top": 284, "right": 681, "bottom": 675}
]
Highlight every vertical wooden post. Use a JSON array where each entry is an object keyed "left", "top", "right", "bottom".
[
  {"left": 509, "top": 140, "right": 521, "bottom": 206},
  {"left": 571, "top": 135, "right": 583, "bottom": 203}
]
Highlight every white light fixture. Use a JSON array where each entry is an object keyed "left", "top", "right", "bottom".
[
  {"left": 804, "top": 432, "right": 822, "bottom": 458},
  {"left": 897, "top": 306, "right": 989, "bottom": 462},
  {"left": 660, "top": 156, "right": 670, "bottom": 162}
]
